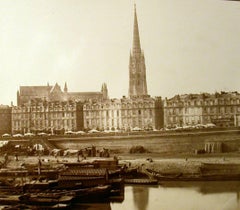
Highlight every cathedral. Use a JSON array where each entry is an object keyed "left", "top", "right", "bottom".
[
  {"left": 17, "top": 82, "right": 108, "bottom": 106},
  {"left": 10, "top": 4, "right": 163, "bottom": 134}
]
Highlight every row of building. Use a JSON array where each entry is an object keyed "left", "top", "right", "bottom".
[
  {"left": 2, "top": 99, "right": 158, "bottom": 135},
  {"left": 164, "top": 91, "right": 240, "bottom": 128},
  {"left": 1, "top": 5, "right": 239, "bottom": 135},
  {"left": 2, "top": 90, "right": 240, "bottom": 135},
  {"left": 9, "top": 94, "right": 163, "bottom": 135}
]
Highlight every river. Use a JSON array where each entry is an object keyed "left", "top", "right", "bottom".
[{"left": 109, "top": 181, "right": 240, "bottom": 210}]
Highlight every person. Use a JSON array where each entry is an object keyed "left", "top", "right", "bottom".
[
  {"left": 38, "top": 157, "right": 42, "bottom": 175},
  {"left": 91, "top": 145, "right": 96, "bottom": 157},
  {"left": 4, "top": 153, "right": 8, "bottom": 163},
  {"left": 77, "top": 150, "right": 82, "bottom": 162},
  {"left": 15, "top": 154, "right": 19, "bottom": 161}
]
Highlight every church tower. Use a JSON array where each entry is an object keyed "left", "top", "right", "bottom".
[
  {"left": 128, "top": 4, "right": 148, "bottom": 98},
  {"left": 101, "top": 83, "right": 109, "bottom": 100}
]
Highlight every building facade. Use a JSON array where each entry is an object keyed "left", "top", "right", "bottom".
[
  {"left": 164, "top": 92, "right": 240, "bottom": 128},
  {"left": 0, "top": 105, "right": 12, "bottom": 135},
  {"left": 12, "top": 100, "right": 84, "bottom": 134},
  {"left": 83, "top": 96, "right": 163, "bottom": 131}
]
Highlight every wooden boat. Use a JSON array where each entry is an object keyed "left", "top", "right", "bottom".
[
  {"left": 110, "top": 189, "right": 121, "bottom": 196},
  {"left": 145, "top": 168, "right": 184, "bottom": 181},
  {"left": 72, "top": 185, "right": 111, "bottom": 201},
  {"left": 108, "top": 178, "right": 124, "bottom": 196},
  {"left": 0, "top": 169, "right": 59, "bottom": 180},
  {"left": 0, "top": 195, "right": 20, "bottom": 205},
  {"left": 124, "top": 178, "right": 158, "bottom": 185},
  {"left": 22, "top": 180, "right": 59, "bottom": 192},
  {"left": 108, "top": 169, "right": 122, "bottom": 177},
  {"left": 19, "top": 193, "right": 74, "bottom": 206},
  {"left": 1, "top": 203, "right": 71, "bottom": 210},
  {"left": 1, "top": 204, "right": 32, "bottom": 210},
  {"left": 58, "top": 176, "right": 106, "bottom": 188},
  {"left": 33, "top": 203, "right": 71, "bottom": 209},
  {"left": 50, "top": 203, "right": 71, "bottom": 209}
]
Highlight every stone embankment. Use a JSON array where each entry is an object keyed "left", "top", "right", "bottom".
[{"left": 50, "top": 129, "right": 240, "bottom": 155}]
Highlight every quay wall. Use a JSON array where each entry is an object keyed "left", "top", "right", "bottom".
[{"left": 49, "top": 130, "right": 240, "bottom": 155}]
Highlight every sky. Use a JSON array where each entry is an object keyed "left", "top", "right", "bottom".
[{"left": 0, "top": 0, "right": 240, "bottom": 105}]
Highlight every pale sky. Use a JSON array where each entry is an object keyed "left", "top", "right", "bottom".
[{"left": 0, "top": 0, "right": 240, "bottom": 105}]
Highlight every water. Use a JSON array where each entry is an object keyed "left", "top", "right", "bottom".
[
  {"left": 3, "top": 181, "right": 239, "bottom": 210},
  {"left": 110, "top": 181, "right": 240, "bottom": 210}
]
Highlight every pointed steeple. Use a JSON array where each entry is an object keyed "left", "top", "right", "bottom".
[
  {"left": 128, "top": 4, "right": 148, "bottom": 98},
  {"left": 132, "top": 4, "right": 141, "bottom": 56},
  {"left": 64, "top": 82, "right": 68, "bottom": 93}
]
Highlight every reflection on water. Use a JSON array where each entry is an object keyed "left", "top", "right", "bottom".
[
  {"left": 133, "top": 187, "right": 149, "bottom": 210},
  {"left": 111, "top": 181, "right": 240, "bottom": 210},
  {"left": 73, "top": 182, "right": 240, "bottom": 210}
]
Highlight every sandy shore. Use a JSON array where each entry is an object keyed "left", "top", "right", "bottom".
[{"left": 2, "top": 153, "right": 240, "bottom": 177}]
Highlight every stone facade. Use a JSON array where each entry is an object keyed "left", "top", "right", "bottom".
[
  {"left": 83, "top": 96, "right": 163, "bottom": 131},
  {"left": 0, "top": 105, "right": 12, "bottom": 135},
  {"left": 164, "top": 92, "right": 240, "bottom": 128},
  {"left": 12, "top": 100, "right": 84, "bottom": 134}
]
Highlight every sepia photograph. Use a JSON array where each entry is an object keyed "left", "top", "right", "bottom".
[{"left": 0, "top": 0, "right": 240, "bottom": 209}]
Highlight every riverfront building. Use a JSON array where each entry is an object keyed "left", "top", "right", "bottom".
[
  {"left": 11, "top": 100, "right": 84, "bottom": 134},
  {"left": 7, "top": 4, "right": 240, "bottom": 133},
  {"left": 0, "top": 105, "right": 12, "bottom": 136},
  {"left": 164, "top": 91, "right": 240, "bottom": 128},
  {"left": 83, "top": 96, "right": 163, "bottom": 131}
]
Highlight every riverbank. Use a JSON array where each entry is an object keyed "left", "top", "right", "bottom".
[
  {"left": 2, "top": 152, "right": 240, "bottom": 181},
  {"left": 118, "top": 153, "right": 240, "bottom": 181}
]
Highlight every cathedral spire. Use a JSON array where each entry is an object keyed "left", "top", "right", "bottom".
[
  {"left": 128, "top": 4, "right": 148, "bottom": 98},
  {"left": 132, "top": 4, "right": 141, "bottom": 56}
]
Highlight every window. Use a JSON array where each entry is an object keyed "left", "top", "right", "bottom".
[{"left": 149, "top": 109, "right": 152, "bottom": 116}]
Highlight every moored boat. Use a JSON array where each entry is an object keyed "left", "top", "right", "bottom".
[
  {"left": 124, "top": 178, "right": 158, "bottom": 185},
  {"left": 22, "top": 180, "right": 59, "bottom": 192},
  {"left": 19, "top": 193, "right": 74, "bottom": 206},
  {"left": 72, "top": 185, "right": 111, "bottom": 201},
  {"left": 0, "top": 195, "right": 20, "bottom": 205},
  {"left": 1, "top": 203, "right": 71, "bottom": 210},
  {"left": 145, "top": 168, "right": 183, "bottom": 181}
]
